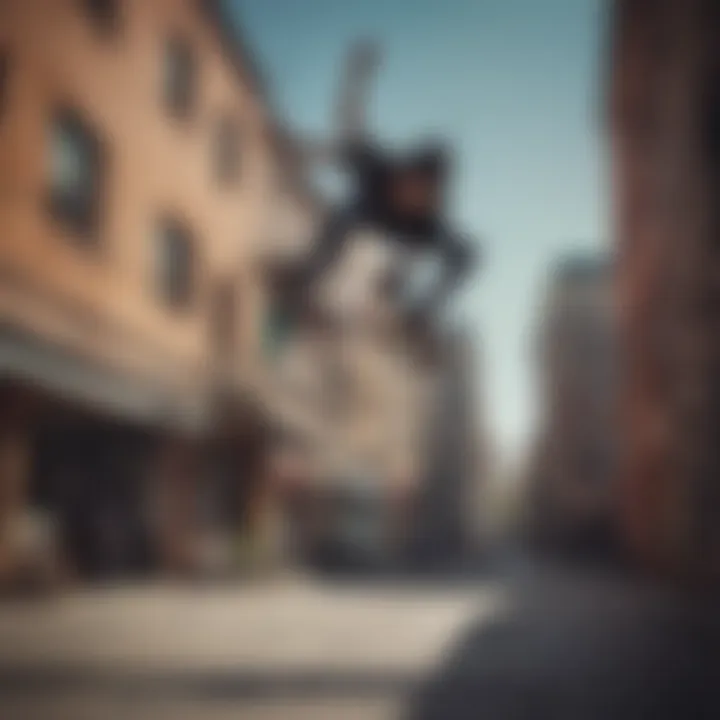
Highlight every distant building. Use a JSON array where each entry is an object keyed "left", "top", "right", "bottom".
[
  {"left": 609, "top": 0, "right": 720, "bottom": 578},
  {"left": 411, "top": 326, "right": 485, "bottom": 567},
  {"left": 258, "top": 228, "right": 450, "bottom": 570},
  {"left": 0, "top": 0, "right": 300, "bottom": 584},
  {"left": 528, "top": 254, "right": 618, "bottom": 555}
]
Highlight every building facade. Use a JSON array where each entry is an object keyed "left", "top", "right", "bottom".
[
  {"left": 528, "top": 254, "right": 618, "bottom": 555},
  {"left": 609, "top": 0, "right": 720, "bottom": 579},
  {"left": 411, "top": 326, "right": 485, "bottom": 568},
  {"left": 0, "top": 0, "right": 291, "bottom": 585},
  {"left": 257, "top": 228, "right": 446, "bottom": 569}
]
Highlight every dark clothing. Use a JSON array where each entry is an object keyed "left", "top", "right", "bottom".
[
  {"left": 299, "top": 139, "right": 476, "bottom": 319},
  {"left": 340, "top": 140, "right": 448, "bottom": 240}
]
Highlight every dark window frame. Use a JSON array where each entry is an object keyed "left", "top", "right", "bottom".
[
  {"left": 0, "top": 50, "right": 9, "bottom": 121},
  {"left": 155, "top": 218, "right": 196, "bottom": 311},
  {"left": 214, "top": 115, "right": 241, "bottom": 185},
  {"left": 211, "top": 278, "right": 238, "bottom": 355},
  {"left": 163, "top": 36, "right": 197, "bottom": 121},
  {"left": 81, "top": 0, "right": 120, "bottom": 35},
  {"left": 702, "top": 62, "right": 720, "bottom": 173},
  {"left": 47, "top": 107, "right": 105, "bottom": 244}
]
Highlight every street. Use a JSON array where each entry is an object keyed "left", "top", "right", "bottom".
[
  {"left": 0, "top": 573, "right": 497, "bottom": 719},
  {"left": 1, "top": 563, "right": 719, "bottom": 719}
]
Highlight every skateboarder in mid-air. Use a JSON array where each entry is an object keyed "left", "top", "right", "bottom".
[{"left": 286, "top": 41, "right": 480, "bottom": 335}]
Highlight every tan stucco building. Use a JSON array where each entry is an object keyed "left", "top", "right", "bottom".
[{"left": 0, "top": 0, "right": 309, "bottom": 584}]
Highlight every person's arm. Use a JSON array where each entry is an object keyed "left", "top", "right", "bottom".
[
  {"left": 295, "top": 40, "right": 381, "bottom": 169},
  {"left": 335, "top": 40, "right": 381, "bottom": 148},
  {"left": 413, "top": 229, "right": 480, "bottom": 320}
]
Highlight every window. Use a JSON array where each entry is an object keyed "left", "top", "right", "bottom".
[
  {"left": 163, "top": 38, "right": 196, "bottom": 120},
  {"left": 211, "top": 279, "right": 237, "bottom": 354},
  {"left": 155, "top": 220, "right": 194, "bottom": 309},
  {"left": 263, "top": 303, "right": 293, "bottom": 360},
  {"left": 702, "top": 65, "right": 720, "bottom": 172},
  {"left": 214, "top": 116, "right": 241, "bottom": 184},
  {"left": 82, "top": 0, "right": 119, "bottom": 33},
  {"left": 48, "top": 109, "right": 103, "bottom": 241},
  {"left": 0, "top": 51, "right": 8, "bottom": 120}
]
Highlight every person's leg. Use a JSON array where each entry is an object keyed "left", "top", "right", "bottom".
[
  {"left": 296, "top": 204, "right": 362, "bottom": 294},
  {"left": 395, "top": 227, "right": 477, "bottom": 355}
]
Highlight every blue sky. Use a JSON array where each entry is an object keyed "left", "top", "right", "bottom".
[{"left": 229, "top": 0, "right": 609, "bottom": 455}]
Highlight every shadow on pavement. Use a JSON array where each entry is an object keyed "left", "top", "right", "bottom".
[{"left": 406, "top": 568, "right": 720, "bottom": 720}]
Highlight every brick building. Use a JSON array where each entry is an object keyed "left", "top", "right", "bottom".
[
  {"left": 609, "top": 0, "right": 720, "bottom": 578},
  {"left": 0, "top": 0, "right": 305, "bottom": 584}
]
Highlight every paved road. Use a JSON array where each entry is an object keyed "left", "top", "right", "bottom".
[
  {"left": 411, "top": 563, "right": 720, "bottom": 720},
  {"left": 1, "top": 565, "right": 719, "bottom": 719}
]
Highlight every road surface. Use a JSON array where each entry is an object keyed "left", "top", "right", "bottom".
[
  {"left": 0, "top": 564, "right": 718, "bottom": 719},
  {"left": 0, "top": 573, "right": 497, "bottom": 719}
]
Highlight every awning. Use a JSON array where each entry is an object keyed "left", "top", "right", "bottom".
[{"left": 0, "top": 326, "right": 209, "bottom": 433}]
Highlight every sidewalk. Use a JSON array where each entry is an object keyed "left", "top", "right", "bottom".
[{"left": 0, "top": 575, "right": 492, "bottom": 719}]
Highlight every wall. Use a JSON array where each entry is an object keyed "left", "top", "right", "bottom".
[
  {"left": 529, "top": 260, "right": 618, "bottom": 551},
  {"left": 0, "top": 0, "right": 274, "bottom": 405},
  {"left": 610, "top": 0, "right": 720, "bottom": 576}
]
